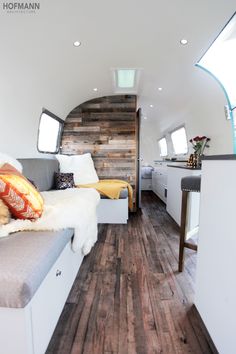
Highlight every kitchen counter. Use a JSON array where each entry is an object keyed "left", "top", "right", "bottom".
[
  {"left": 154, "top": 159, "right": 188, "bottom": 163},
  {"left": 202, "top": 154, "right": 236, "bottom": 160},
  {"left": 167, "top": 163, "right": 201, "bottom": 170}
]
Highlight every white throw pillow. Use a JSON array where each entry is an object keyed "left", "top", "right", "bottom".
[
  {"left": 56, "top": 153, "right": 99, "bottom": 185},
  {"left": 0, "top": 152, "right": 22, "bottom": 172}
]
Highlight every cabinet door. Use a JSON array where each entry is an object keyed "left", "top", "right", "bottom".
[
  {"left": 152, "top": 170, "right": 167, "bottom": 202},
  {"left": 151, "top": 172, "right": 157, "bottom": 191}
]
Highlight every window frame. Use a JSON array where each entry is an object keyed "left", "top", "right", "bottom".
[
  {"left": 37, "top": 109, "right": 64, "bottom": 154},
  {"left": 158, "top": 137, "right": 168, "bottom": 157},
  {"left": 170, "top": 126, "right": 188, "bottom": 155}
]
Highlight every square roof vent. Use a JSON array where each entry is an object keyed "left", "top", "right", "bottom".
[{"left": 112, "top": 68, "right": 141, "bottom": 93}]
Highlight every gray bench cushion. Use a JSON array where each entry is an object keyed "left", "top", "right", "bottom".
[
  {"left": 18, "top": 158, "right": 128, "bottom": 198},
  {"left": 0, "top": 229, "right": 73, "bottom": 308},
  {"left": 18, "top": 158, "right": 59, "bottom": 191}
]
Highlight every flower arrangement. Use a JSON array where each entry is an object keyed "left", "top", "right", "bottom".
[{"left": 189, "top": 136, "right": 210, "bottom": 155}]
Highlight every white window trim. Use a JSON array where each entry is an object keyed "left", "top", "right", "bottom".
[
  {"left": 158, "top": 137, "right": 168, "bottom": 157},
  {"left": 37, "top": 109, "right": 64, "bottom": 154},
  {"left": 170, "top": 126, "right": 188, "bottom": 155}
]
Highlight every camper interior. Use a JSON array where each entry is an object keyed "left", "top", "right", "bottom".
[{"left": 0, "top": 1, "right": 236, "bottom": 353}]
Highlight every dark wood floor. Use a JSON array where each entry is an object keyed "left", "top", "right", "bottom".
[{"left": 47, "top": 191, "right": 216, "bottom": 354}]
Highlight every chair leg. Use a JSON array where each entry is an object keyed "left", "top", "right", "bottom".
[{"left": 178, "top": 191, "right": 188, "bottom": 272}]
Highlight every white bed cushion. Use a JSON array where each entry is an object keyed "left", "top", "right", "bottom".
[
  {"left": 0, "top": 152, "right": 22, "bottom": 172},
  {"left": 56, "top": 153, "right": 99, "bottom": 185}
]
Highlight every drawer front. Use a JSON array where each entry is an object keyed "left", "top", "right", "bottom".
[
  {"left": 31, "top": 242, "right": 83, "bottom": 354},
  {"left": 152, "top": 170, "right": 167, "bottom": 203}
]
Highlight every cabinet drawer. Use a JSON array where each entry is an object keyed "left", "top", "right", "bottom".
[
  {"left": 156, "top": 184, "right": 165, "bottom": 200},
  {"left": 31, "top": 242, "right": 80, "bottom": 354}
]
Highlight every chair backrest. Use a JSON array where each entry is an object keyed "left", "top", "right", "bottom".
[{"left": 181, "top": 175, "right": 201, "bottom": 193}]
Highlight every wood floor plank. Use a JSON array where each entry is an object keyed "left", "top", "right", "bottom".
[{"left": 46, "top": 191, "right": 217, "bottom": 354}]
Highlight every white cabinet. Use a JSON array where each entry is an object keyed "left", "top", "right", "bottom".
[
  {"left": 141, "top": 178, "right": 152, "bottom": 191},
  {"left": 195, "top": 158, "right": 236, "bottom": 354},
  {"left": 31, "top": 242, "right": 82, "bottom": 354},
  {"left": 166, "top": 165, "right": 201, "bottom": 226},
  {"left": 152, "top": 163, "right": 167, "bottom": 203},
  {"left": 0, "top": 241, "right": 84, "bottom": 354}
]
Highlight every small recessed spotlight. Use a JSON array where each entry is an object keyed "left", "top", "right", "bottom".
[
  {"left": 158, "top": 87, "right": 163, "bottom": 91},
  {"left": 73, "top": 41, "right": 81, "bottom": 47},
  {"left": 150, "top": 104, "right": 154, "bottom": 108},
  {"left": 143, "top": 116, "right": 147, "bottom": 120},
  {"left": 180, "top": 39, "right": 188, "bottom": 45},
  {"left": 93, "top": 88, "right": 98, "bottom": 92}
]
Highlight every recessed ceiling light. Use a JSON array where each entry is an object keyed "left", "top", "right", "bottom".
[
  {"left": 93, "top": 88, "right": 98, "bottom": 91},
  {"left": 143, "top": 116, "right": 147, "bottom": 120},
  {"left": 158, "top": 87, "right": 163, "bottom": 91},
  {"left": 150, "top": 104, "right": 154, "bottom": 108},
  {"left": 73, "top": 41, "right": 81, "bottom": 47},
  {"left": 180, "top": 39, "right": 188, "bottom": 45}
]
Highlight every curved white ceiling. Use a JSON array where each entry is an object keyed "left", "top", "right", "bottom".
[{"left": 0, "top": 0, "right": 235, "bottom": 157}]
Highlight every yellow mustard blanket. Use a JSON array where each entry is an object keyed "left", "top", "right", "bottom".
[{"left": 77, "top": 179, "right": 133, "bottom": 210}]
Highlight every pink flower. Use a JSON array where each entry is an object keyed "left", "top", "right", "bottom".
[{"left": 189, "top": 135, "right": 210, "bottom": 155}]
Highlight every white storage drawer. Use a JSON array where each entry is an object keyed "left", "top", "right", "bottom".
[
  {"left": 31, "top": 242, "right": 83, "bottom": 354},
  {"left": 152, "top": 170, "right": 167, "bottom": 203},
  {"left": 141, "top": 178, "right": 152, "bottom": 190}
]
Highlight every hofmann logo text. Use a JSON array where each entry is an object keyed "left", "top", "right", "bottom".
[{"left": 2, "top": 2, "right": 40, "bottom": 13}]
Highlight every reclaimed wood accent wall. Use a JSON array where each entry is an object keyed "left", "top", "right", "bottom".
[{"left": 61, "top": 95, "right": 138, "bottom": 209}]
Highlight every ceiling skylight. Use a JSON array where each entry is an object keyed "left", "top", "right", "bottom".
[
  {"left": 117, "top": 69, "right": 136, "bottom": 88},
  {"left": 112, "top": 68, "right": 140, "bottom": 93}
]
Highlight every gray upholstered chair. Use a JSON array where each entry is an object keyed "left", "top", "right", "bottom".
[{"left": 178, "top": 175, "right": 201, "bottom": 272}]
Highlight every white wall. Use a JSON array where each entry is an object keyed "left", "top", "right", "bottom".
[
  {"left": 141, "top": 67, "right": 233, "bottom": 164},
  {"left": 140, "top": 68, "right": 233, "bottom": 165},
  {"left": 0, "top": 0, "right": 115, "bottom": 158},
  {"left": 0, "top": 1, "right": 235, "bottom": 160}
]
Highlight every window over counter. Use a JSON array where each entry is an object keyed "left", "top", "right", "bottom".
[
  {"left": 37, "top": 109, "right": 64, "bottom": 154},
  {"left": 171, "top": 127, "right": 188, "bottom": 155},
  {"left": 197, "top": 12, "right": 236, "bottom": 110},
  {"left": 158, "top": 137, "right": 168, "bottom": 157},
  {"left": 196, "top": 11, "right": 236, "bottom": 153}
]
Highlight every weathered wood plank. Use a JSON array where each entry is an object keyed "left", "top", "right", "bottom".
[
  {"left": 61, "top": 95, "right": 137, "bottom": 210},
  {"left": 46, "top": 192, "right": 217, "bottom": 354}
]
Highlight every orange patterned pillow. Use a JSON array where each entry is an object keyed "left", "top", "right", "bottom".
[{"left": 0, "top": 163, "right": 44, "bottom": 220}]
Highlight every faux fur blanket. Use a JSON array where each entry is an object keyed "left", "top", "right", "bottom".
[{"left": 0, "top": 188, "right": 100, "bottom": 255}]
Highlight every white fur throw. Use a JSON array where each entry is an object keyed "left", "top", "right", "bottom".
[{"left": 0, "top": 188, "right": 100, "bottom": 255}]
